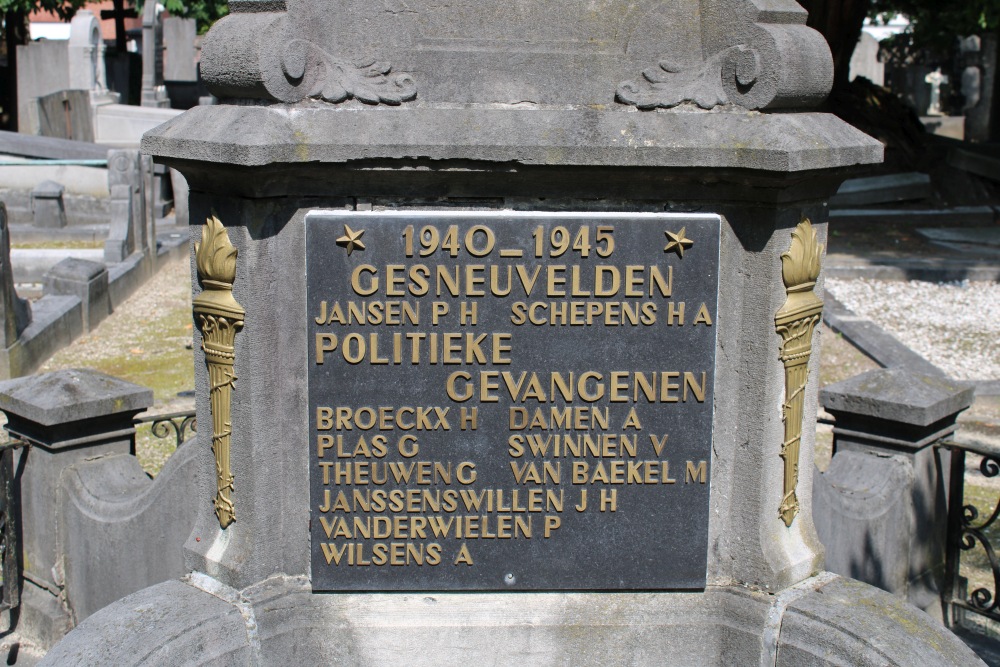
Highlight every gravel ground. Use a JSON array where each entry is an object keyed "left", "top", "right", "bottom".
[
  {"left": 38, "top": 257, "right": 195, "bottom": 475},
  {"left": 825, "top": 278, "right": 1000, "bottom": 382}
]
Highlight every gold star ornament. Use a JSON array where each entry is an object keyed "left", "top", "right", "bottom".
[
  {"left": 336, "top": 225, "right": 366, "bottom": 255},
  {"left": 664, "top": 227, "right": 694, "bottom": 258}
]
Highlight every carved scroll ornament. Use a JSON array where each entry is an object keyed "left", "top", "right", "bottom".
[
  {"left": 194, "top": 216, "right": 245, "bottom": 529},
  {"left": 774, "top": 219, "right": 823, "bottom": 528},
  {"left": 617, "top": 21, "right": 833, "bottom": 112},
  {"left": 200, "top": 9, "right": 417, "bottom": 105},
  {"left": 280, "top": 39, "right": 417, "bottom": 105},
  {"left": 617, "top": 45, "right": 760, "bottom": 110}
]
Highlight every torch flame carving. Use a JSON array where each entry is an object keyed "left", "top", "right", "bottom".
[
  {"left": 194, "top": 216, "right": 244, "bottom": 529},
  {"left": 774, "top": 219, "right": 823, "bottom": 527}
]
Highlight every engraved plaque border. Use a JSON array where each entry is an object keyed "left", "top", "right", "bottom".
[{"left": 307, "top": 211, "right": 721, "bottom": 591}]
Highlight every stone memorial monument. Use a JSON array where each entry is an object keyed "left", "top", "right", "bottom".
[
  {"left": 68, "top": 10, "right": 120, "bottom": 111},
  {"left": 42, "top": 0, "right": 985, "bottom": 664}
]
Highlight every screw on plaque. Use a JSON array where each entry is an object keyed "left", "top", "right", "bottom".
[{"left": 504, "top": 573, "right": 516, "bottom": 585}]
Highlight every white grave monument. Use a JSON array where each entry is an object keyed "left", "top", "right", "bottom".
[{"left": 68, "top": 11, "right": 121, "bottom": 113}]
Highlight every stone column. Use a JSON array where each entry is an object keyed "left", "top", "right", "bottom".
[
  {"left": 814, "top": 368, "right": 975, "bottom": 619},
  {"left": 0, "top": 369, "right": 151, "bottom": 648},
  {"left": 140, "top": 1, "right": 169, "bottom": 108}
]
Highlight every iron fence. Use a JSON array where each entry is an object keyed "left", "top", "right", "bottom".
[
  {"left": 134, "top": 410, "right": 197, "bottom": 449},
  {"left": 943, "top": 437, "right": 1000, "bottom": 627}
]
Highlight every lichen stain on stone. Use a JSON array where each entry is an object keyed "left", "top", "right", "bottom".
[
  {"left": 850, "top": 585, "right": 948, "bottom": 652},
  {"left": 544, "top": 148, "right": 567, "bottom": 164},
  {"left": 293, "top": 131, "right": 310, "bottom": 161}
]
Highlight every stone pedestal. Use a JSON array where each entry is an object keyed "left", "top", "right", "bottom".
[
  {"left": 0, "top": 370, "right": 151, "bottom": 648},
  {"left": 43, "top": 258, "right": 111, "bottom": 334},
  {"left": 39, "top": 0, "right": 986, "bottom": 664},
  {"left": 814, "top": 369, "right": 975, "bottom": 619}
]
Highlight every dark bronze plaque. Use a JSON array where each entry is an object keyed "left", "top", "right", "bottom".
[{"left": 307, "top": 211, "right": 720, "bottom": 590}]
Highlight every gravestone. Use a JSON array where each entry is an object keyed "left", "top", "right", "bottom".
[
  {"left": 68, "top": 9, "right": 120, "bottom": 113},
  {"left": 140, "top": 0, "right": 170, "bottom": 108},
  {"left": 35, "top": 90, "right": 94, "bottom": 142},
  {"left": 30, "top": 180, "right": 68, "bottom": 229},
  {"left": 814, "top": 369, "right": 975, "bottom": 619},
  {"left": 43, "top": 258, "right": 111, "bottom": 333},
  {"left": 964, "top": 34, "right": 997, "bottom": 142},
  {"left": 163, "top": 17, "right": 198, "bottom": 82},
  {"left": 43, "top": 1, "right": 985, "bottom": 665},
  {"left": 849, "top": 31, "right": 884, "bottom": 86},
  {"left": 0, "top": 203, "right": 32, "bottom": 350},
  {"left": 15, "top": 40, "right": 69, "bottom": 135},
  {"left": 105, "top": 149, "right": 148, "bottom": 262},
  {"left": 15, "top": 11, "right": 119, "bottom": 137}
]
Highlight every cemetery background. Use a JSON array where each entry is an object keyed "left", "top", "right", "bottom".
[{"left": 0, "top": 0, "right": 996, "bottom": 664}]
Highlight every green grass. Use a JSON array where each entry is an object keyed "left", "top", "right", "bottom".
[{"left": 39, "top": 259, "right": 195, "bottom": 475}]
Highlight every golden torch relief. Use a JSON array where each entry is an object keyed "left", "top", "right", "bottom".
[
  {"left": 774, "top": 219, "right": 823, "bottom": 528},
  {"left": 194, "top": 216, "right": 244, "bottom": 529}
]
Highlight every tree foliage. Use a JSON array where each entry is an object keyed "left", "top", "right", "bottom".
[
  {"left": 0, "top": 0, "right": 227, "bottom": 33},
  {"left": 144, "top": 0, "right": 228, "bottom": 34},
  {"left": 0, "top": 0, "right": 87, "bottom": 21},
  {"left": 870, "top": 0, "right": 1000, "bottom": 51}
]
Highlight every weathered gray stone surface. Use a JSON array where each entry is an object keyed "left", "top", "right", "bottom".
[
  {"left": 59, "top": 438, "right": 201, "bottom": 623},
  {"left": 41, "top": 575, "right": 986, "bottom": 666},
  {"left": 0, "top": 369, "right": 202, "bottom": 649},
  {"left": 0, "top": 294, "right": 82, "bottom": 379},
  {"left": 107, "top": 149, "right": 148, "bottom": 259},
  {"left": 15, "top": 40, "right": 69, "bottom": 135},
  {"left": 163, "top": 17, "right": 198, "bottom": 82},
  {"left": 823, "top": 295, "right": 946, "bottom": 377},
  {"left": 814, "top": 452, "right": 914, "bottom": 592},
  {"left": 0, "top": 368, "right": 150, "bottom": 428},
  {"left": 141, "top": 0, "right": 170, "bottom": 108},
  {"left": 144, "top": 105, "right": 882, "bottom": 173},
  {"left": 43, "top": 258, "right": 110, "bottom": 333},
  {"left": 105, "top": 184, "right": 135, "bottom": 263},
  {"left": 68, "top": 10, "right": 109, "bottom": 95},
  {"left": 0, "top": 129, "right": 110, "bottom": 165},
  {"left": 30, "top": 180, "right": 68, "bottom": 229},
  {"left": 821, "top": 368, "right": 976, "bottom": 429},
  {"left": 40, "top": 579, "right": 250, "bottom": 666},
  {"left": 200, "top": 0, "right": 832, "bottom": 110},
  {"left": 815, "top": 369, "right": 973, "bottom": 619},
  {"left": 0, "top": 370, "right": 151, "bottom": 647},
  {"left": 778, "top": 577, "right": 984, "bottom": 666},
  {"left": 0, "top": 203, "right": 31, "bottom": 349},
  {"left": 42, "top": 0, "right": 969, "bottom": 663},
  {"left": 36, "top": 90, "right": 94, "bottom": 143},
  {"left": 830, "top": 172, "right": 931, "bottom": 208}
]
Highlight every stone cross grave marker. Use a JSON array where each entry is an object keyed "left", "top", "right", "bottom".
[{"left": 925, "top": 69, "right": 949, "bottom": 116}]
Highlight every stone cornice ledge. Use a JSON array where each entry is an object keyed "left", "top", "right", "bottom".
[{"left": 142, "top": 105, "right": 882, "bottom": 173}]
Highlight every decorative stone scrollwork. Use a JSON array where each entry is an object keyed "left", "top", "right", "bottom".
[
  {"left": 280, "top": 39, "right": 416, "bottom": 105},
  {"left": 194, "top": 216, "right": 245, "bottom": 529},
  {"left": 199, "top": 10, "right": 417, "bottom": 105},
  {"left": 774, "top": 219, "right": 824, "bottom": 528},
  {"left": 617, "top": 45, "right": 759, "bottom": 110},
  {"left": 618, "top": 19, "right": 833, "bottom": 112}
]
